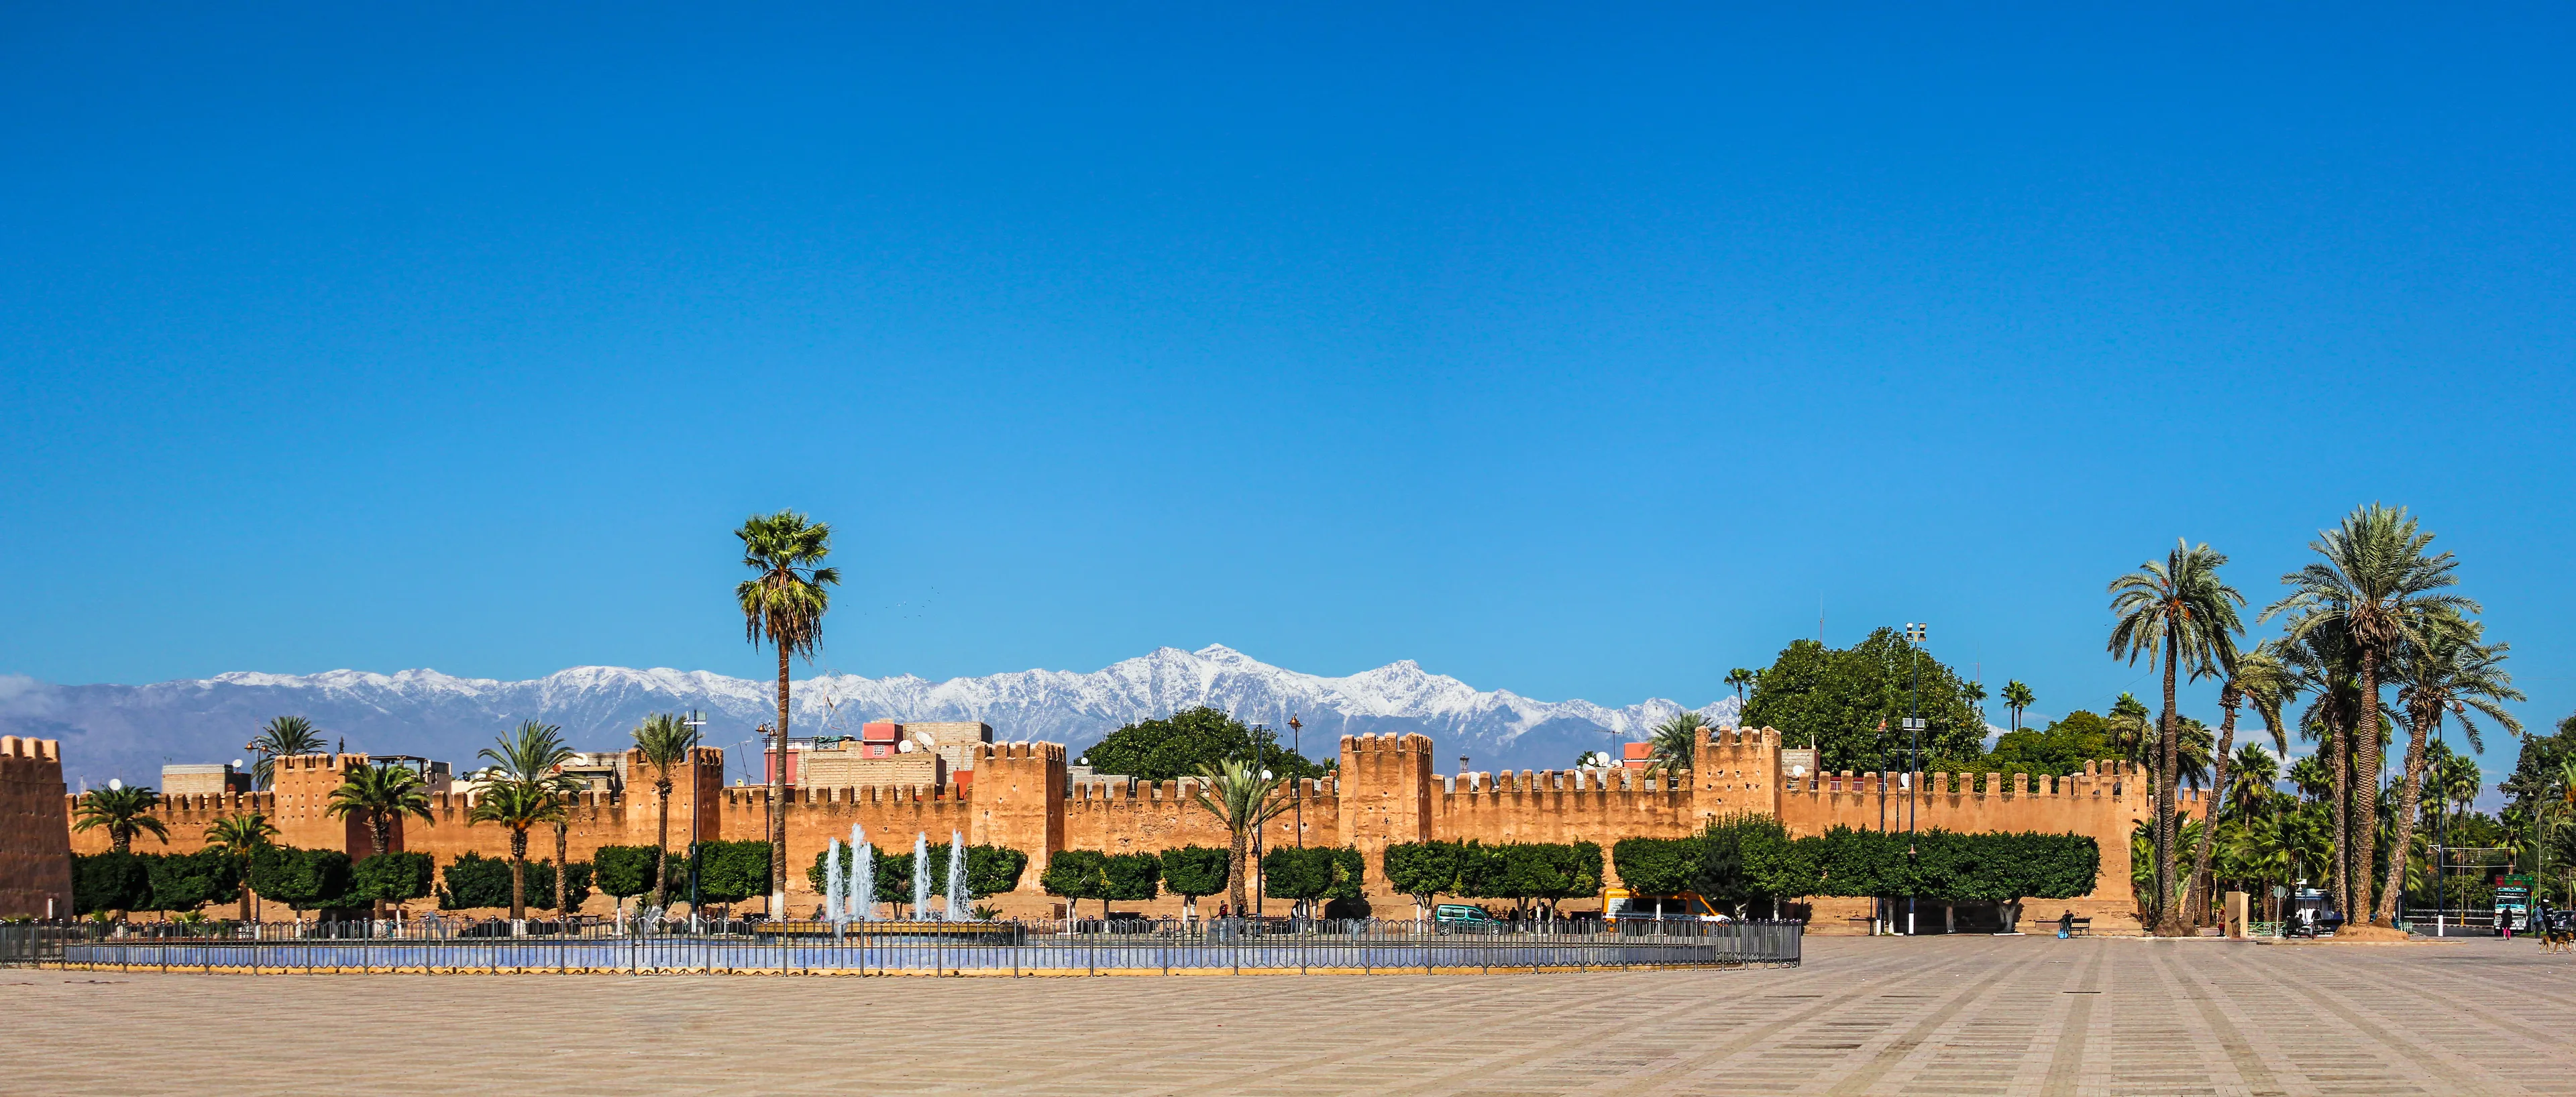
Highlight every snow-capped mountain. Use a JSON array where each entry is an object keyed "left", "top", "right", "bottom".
[{"left": 0, "top": 645, "right": 1741, "bottom": 789}]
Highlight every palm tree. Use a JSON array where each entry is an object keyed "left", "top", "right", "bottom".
[
  {"left": 2265, "top": 504, "right": 2475, "bottom": 927},
  {"left": 73, "top": 786, "right": 169, "bottom": 854},
  {"left": 1188, "top": 758, "right": 1293, "bottom": 917},
  {"left": 632, "top": 712, "right": 696, "bottom": 910},
  {"left": 2282, "top": 616, "right": 2369, "bottom": 919},
  {"left": 466, "top": 778, "right": 566, "bottom": 925},
  {"left": 1725, "top": 668, "right": 1758, "bottom": 714},
  {"left": 203, "top": 812, "right": 278, "bottom": 921},
  {"left": 1962, "top": 679, "right": 1988, "bottom": 731},
  {"left": 2225, "top": 744, "right": 2280, "bottom": 824},
  {"left": 480, "top": 721, "right": 579, "bottom": 915},
  {"left": 1646, "top": 711, "right": 1708, "bottom": 774},
  {"left": 2378, "top": 619, "right": 2521, "bottom": 924},
  {"left": 2000, "top": 681, "right": 2035, "bottom": 732},
  {"left": 2186, "top": 640, "right": 2296, "bottom": 923},
  {"left": 2108, "top": 538, "right": 2247, "bottom": 935},
  {"left": 326, "top": 762, "right": 434, "bottom": 859},
  {"left": 735, "top": 510, "right": 839, "bottom": 915},
  {"left": 248, "top": 715, "right": 326, "bottom": 789},
  {"left": 2106, "top": 694, "right": 2154, "bottom": 771}
]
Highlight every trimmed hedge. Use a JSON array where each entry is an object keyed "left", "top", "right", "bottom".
[
  {"left": 1260, "top": 846, "right": 1363, "bottom": 905},
  {"left": 1159, "top": 845, "right": 1232, "bottom": 903},
  {"left": 1381, "top": 840, "right": 1603, "bottom": 915},
  {"left": 350, "top": 851, "right": 435, "bottom": 903},
  {"left": 594, "top": 845, "right": 661, "bottom": 900},
  {"left": 1040, "top": 850, "right": 1161, "bottom": 917}
]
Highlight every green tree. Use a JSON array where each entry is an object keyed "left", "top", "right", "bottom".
[
  {"left": 1725, "top": 668, "right": 1758, "bottom": 711},
  {"left": 2108, "top": 538, "right": 2245, "bottom": 935},
  {"left": 438, "top": 852, "right": 515, "bottom": 910},
  {"left": 249, "top": 846, "right": 356, "bottom": 914},
  {"left": 1080, "top": 707, "right": 1323, "bottom": 783},
  {"left": 144, "top": 849, "right": 241, "bottom": 915},
  {"left": 631, "top": 712, "right": 696, "bottom": 910},
  {"left": 203, "top": 812, "right": 278, "bottom": 921},
  {"left": 350, "top": 852, "right": 435, "bottom": 907},
  {"left": 594, "top": 845, "right": 661, "bottom": 907},
  {"left": 691, "top": 840, "right": 772, "bottom": 907},
  {"left": 1611, "top": 836, "right": 1697, "bottom": 897},
  {"left": 1983, "top": 711, "right": 2118, "bottom": 778},
  {"left": 478, "top": 720, "right": 580, "bottom": 917},
  {"left": 1645, "top": 711, "right": 1707, "bottom": 774},
  {"left": 736, "top": 509, "right": 839, "bottom": 914},
  {"left": 1159, "top": 846, "right": 1232, "bottom": 919},
  {"left": 2265, "top": 503, "right": 2476, "bottom": 927},
  {"left": 248, "top": 715, "right": 325, "bottom": 789},
  {"left": 2377, "top": 618, "right": 2520, "bottom": 924},
  {"left": 73, "top": 786, "right": 168, "bottom": 854},
  {"left": 1694, "top": 814, "right": 1794, "bottom": 917},
  {"left": 1383, "top": 841, "right": 1463, "bottom": 919},
  {"left": 1741, "top": 629, "right": 1986, "bottom": 772},
  {"left": 1189, "top": 758, "right": 1292, "bottom": 917},
  {"left": 2185, "top": 641, "right": 2297, "bottom": 923},
  {"left": 465, "top": 778, "right": 564, "bottom": 922},
  {"left": 2000, "top": 681, "right": 2035, "bottom": 732},
  {"left": 1039, "top": 850, "right": 1110, "bottom": 918}
]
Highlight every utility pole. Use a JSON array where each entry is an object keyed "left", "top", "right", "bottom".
[
  {"left": 1289, "top": 714, "right": 1303, "bottom": 848},
  {"left": 1903, "top": 622, "right": 1927, "bottom": 937}
]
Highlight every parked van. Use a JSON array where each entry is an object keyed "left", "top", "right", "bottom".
[{"left": 1432, "top": 903, "right": 1499, "bottom": 929}]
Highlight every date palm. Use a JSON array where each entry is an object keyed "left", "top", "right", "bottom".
[
  {"left": 632, "top": 712, "right": 696, "bottom": 909},
  {"left": 480, "top": 721, "right": 580, "bottom": 915},
  {"left": 2282, "top": 615, "right": 2369, "bottom": 917},
  {"left": 2108, "top": 538, "right": 2246, "bottom": 935},
  {"left": 2186, "top": 640, "right": 2296, "bottom": 923},
  {"left": 2377, "top": 618, "right": 2520, "bottom": 924},
  {"left": 248, "top": 715, "right": 325, "bottom": 789},
  {"left": 73, "top": 785, "right": 168, "bottom": 854},
  {"left": 326, "top": 762, "right": 434, "bottom": 859},
  {"left": 203, "top": 812, "right": 278, "bottom": 921},
  {"left": 1189, "top": 758, "right": 1293, "bottom": 917},
  {"left": 2266, "top": 504, "right": 2475, "bottom": 927},
  {"left": 1724, "top": 668, "right": 1758, "bottom": 714},
  {"left": 1646, "top": 711, "right": 1708, "bottom": 774},
  {"left": 466, "top": 778, "right": 566, "bottom": 923},
  {"left": 2224, "top": 744, "right": 2281, "bottom": 825},
  {"left": 2000, "top": 681, "right": 2035, "bottom": 732},
  {"left": 736, "top": 510, "right": 839, "bottom": 915}
]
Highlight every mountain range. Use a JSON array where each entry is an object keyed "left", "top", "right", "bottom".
[{"left": 0, "top": 645, "right": 1741, "bottom": 790}]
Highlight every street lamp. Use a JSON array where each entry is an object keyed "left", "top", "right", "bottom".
[
  {"left": 682, "top": 709, "right": 707, "bottom": 932},
  {"left": 1289, "top": 715, "right": 1303, "bottom": 848},
  {"left": 1902, "top": 622, "right": 1928, "bottom": 935}
]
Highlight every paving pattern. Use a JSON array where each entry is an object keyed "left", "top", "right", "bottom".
[{"left": 9, "top": 934, "right": 2575, "bottom": 1095}]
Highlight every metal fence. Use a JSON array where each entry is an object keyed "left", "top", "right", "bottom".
[{"left": 27, "top": 917, "right": 1801, "bottom": 976}]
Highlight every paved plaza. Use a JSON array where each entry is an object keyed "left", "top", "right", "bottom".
[{"left": 11, "top": 934, "right": 2574, "bottom": 1095}]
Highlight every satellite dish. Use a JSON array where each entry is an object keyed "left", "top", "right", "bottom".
[
  {"left": 897, "top": 740, "right": 915, "bottom": 754},
  {"left": 232, "top": 758, "right": 246, "bottom": 769},
  {"left": 107, "top": 778, "right": 123, "bottom": 791},
  {"left": 1260, "top": 770, "right": 1273, "bottom": 781},
  {"left": 1792, "top": 765, "right": 1807, "bottom": 778}
]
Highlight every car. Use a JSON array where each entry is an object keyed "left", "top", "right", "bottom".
[
  {"left": 1432, "top": 904, "right": 1501, "bottom": 931},
  {"left": 1601, "top": 887, "right": 1731, "bottom": 925}
]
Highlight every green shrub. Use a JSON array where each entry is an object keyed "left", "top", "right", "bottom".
[
  {"left": 1611, "top": 837, "right": 1697, "bottom": 896},
  {"left": 690, "top": 840, "right": 770, "bottom": 905},
  {"left": 144, "top": 849, "right": 241, "bottom": 913},
  {"left": 72, "top": 852, "right": 151, "bottom": 915},
  {"left": 437, "top": 852, "right": 513, "bottom": 910},
  {"left": 1383, "top": 841, "right": 1464, "bottom": 912},
  {"left": 250, "top": 846, "right": 356, "bottom": 913},
  {"left": 522, "top": 860, "right": 592, "bottom": 911},
  {"left": 1160, "top": 846, "right": 1230, "bottom": 911},
  {"left": 350, "top": 851, "right": 435, "bottom": 903}
]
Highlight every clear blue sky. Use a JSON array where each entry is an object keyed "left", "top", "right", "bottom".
[{"left": 3, "top": 7, "right": 2570, "bottom": 769}]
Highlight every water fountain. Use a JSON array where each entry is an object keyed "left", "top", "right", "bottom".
[
  {"left": 823, "top": 836, "right": 844, "bottom": 923},
  {"left": 945, "top": 830, "right": 969, "bottom": 921},
  {"left": 850, "top": 824, "right": 874, "bottom": 921},
  {"left": 912, "top": 831, "right": 933, "bottom": 919}
]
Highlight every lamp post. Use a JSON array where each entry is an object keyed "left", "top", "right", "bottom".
[
  {"left": 1902, "top": 622, "right": 1927, "bottom": 936},
  {"left": 682, "top": 709, "right": 706, "bottom": 932},
  {"left": 1289, "top": 715, "right": 1303, "bottom": 848}
]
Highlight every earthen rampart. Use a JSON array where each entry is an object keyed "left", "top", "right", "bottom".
[{"left": 1, "top": 738, "right": 72, "bottom": 917}]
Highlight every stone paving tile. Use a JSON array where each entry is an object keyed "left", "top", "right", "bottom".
[{"left": 9, "top": 935, "right": 2576, "bottom": 1094}]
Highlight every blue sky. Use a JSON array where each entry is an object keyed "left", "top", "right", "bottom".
[{"left": 3, "top": 5, "right": 2570, "bottom": 777}]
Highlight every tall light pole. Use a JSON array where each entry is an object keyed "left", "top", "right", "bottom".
[
  {"left": 682, "top": 709, "right": 706, "bottom": 931},
  {"left": 1289, "top": 715, "right": 1303, "bottom": 848},
  {"left": 1903, "top": 622, "right": 1927, "bottom": 936}
]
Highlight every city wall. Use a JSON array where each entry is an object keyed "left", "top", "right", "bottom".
[
  {"left": 1, "top": 738, "right": 72, "bottom": 918},
  {"left": 43, "top": 727, "right": 2167, "bottom": 929}
]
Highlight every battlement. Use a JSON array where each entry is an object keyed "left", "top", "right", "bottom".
[
  {"left": 0, "top": 736, "right": 60, "bottom": 762},
  {"left": 1340, "top": 732, "right": 1433, "bottom": 757},
  {"left": 979, "top": 742, "right": 1067, "bottom": 764}
]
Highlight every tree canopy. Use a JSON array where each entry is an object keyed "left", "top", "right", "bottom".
[
  {"left": 1982, "top": 711, "right": 2121, "bottom": 777},
  {"left": 1740, "top": 629, "right": 1986, "bottom": 772},
  {"left": 1079, "top": 706, "right": 1324, "bottom": 783}
]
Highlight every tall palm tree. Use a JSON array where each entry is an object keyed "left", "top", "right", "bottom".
[
  {"left": 203, "top": 812, "right": 278, "bottom": 921},
  {"left": 735, "top": 510, "right": 839, "bottom": 915},
  {"left": 2108, "top": 538, "right": 2246, "bottom": 935},
  {"left": 632, "top": 712, "right": 696, "bottom": 910},
  {"left": 1725, "top": 668, "right": 1758, "bottom": 714},
  {"left": 2377, "top": 618, "right": 2520, "bottom": 924},
  {"left": 466, "top": 778, "right": 566, "bottom": 924},
  {"left": 1646, "top": 711, "right": 1708, "bottom": 775},
  {"left": 248, "top": 715, "right": 326, "bottom": 789},
  {"left": 2282, "top": 615, "right": 2369, "bottom": 919},
  {"left": 2106, "top": 693, "right": 2154, "bottom": 772},
  {"left": 1189, "top": 758, "right": 1293, "bottom": 917},
  {"left": 2000, "top": 681, "right": 2035, "bottom": 732},
  {"left": 2224, "top": 744, "right": 2280, "bottom": 825},
  {"left": 2265, "top": 503, "right": 2475, "bottom": 927},
  {"left": 2186, "top": 641, "right": 2296, "bottom": 923},
  {"left": 480, "top": 721, "right": 580, "bottom": 915},
  {"left": 1961, "top": 679, "right": 1988, "bottom": 732},
  {"left": 73, "top": 786, "right": 168, "bottom": 854},
  {"left": 326, "top": 762, "right": 435, "bottom": 860}
]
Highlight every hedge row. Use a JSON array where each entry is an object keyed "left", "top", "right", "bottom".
[
  {"left": 71, "top": 848, "right": 443, "bottom": 916},
  {"left": 1381, "top": 840, "right": 1607, "bottom": 915},
  {"left": 1610, "top": 818, "right": 2098, "bottom": 914}
]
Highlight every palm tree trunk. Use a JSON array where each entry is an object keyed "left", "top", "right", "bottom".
[
  {"left": 510, "top": 829, "right": 529, "bottom": 924},
  {"left": 372, "top": 813, "right": 392, "bottom": 921},
  {"left": 555, "top": 820, "right": 570, "bottom": 916},
  {"left": 2375, "top": 708, "right": 2431, "bottom": 926},
  {"left": 653, "top": 783, "right": 672, "bottom": 909},
  {"left": 2354, "top": 649, "right": 2382, "bottom": 925},
  {"left": 2155, "top": 633, "right": 2182, "bottom": 935},
  {"left": 2328, "top": 712, "right": 2351, "bottom": 922},
  {"left": 2188, "top": 697, "right": 2239, "bottom": 926},
  {"left": 771, "top": 643, "right": 790, "bottom": 917},
  {"left": 1227, "top": 830, "right": 1248, "bottom": 917}
]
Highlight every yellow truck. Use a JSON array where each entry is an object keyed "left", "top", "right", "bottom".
[{"left": 1601, "top": 886, "right": 1731, "bottom": 925}]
